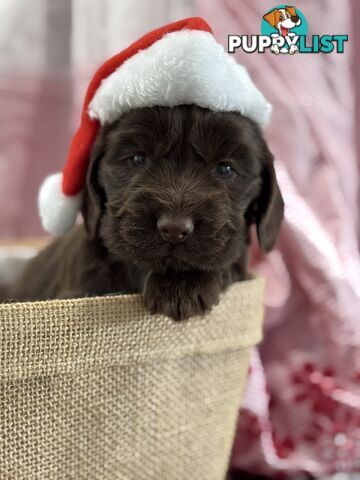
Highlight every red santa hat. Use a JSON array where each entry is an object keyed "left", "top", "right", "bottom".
[{"left": 38, "top": 17, "right": 272, "bottom": 236}]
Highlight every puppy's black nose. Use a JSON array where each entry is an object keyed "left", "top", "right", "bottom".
[
  {"left": 157, "top": 216, "right": 194, "bottom": 243},
  {"left": 291, "top": 15, "right": 299, "bottom": 22}
]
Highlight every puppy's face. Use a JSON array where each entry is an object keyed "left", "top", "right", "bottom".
[
  {"left": 83, "top": 105, "right": 283, "bottom": 273},
  {"left": 263, "top": 6, "right": 301, "bottom": 33}
]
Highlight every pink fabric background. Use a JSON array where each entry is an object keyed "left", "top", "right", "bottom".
[
  {"left": 0, "top": 0, "right": 192, "bottom": 237},
  {"left": 1, "top": 1, "right": 359, "bottom": 477},
  {"left": 195, "top": 0, "right": 360, "bottom": 477}
]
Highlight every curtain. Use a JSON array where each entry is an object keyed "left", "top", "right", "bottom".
[
  {"left": 195, "top": 0, "right": 360, "bottom": 476},
  {"left": 0, "top": 0, "right": 193, "bottom": 238}
]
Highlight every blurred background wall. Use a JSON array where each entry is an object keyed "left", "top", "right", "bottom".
[
  {"left": 1, "top": 1, "right": 359, "bottom": 478},
  {"left": 0, "top": 0, "right": 192, "bottom": 237},
  {"left": 1, "top": 0, "right": 358, "bottom": 240}
]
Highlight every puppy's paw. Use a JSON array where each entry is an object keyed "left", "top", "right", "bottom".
[{"left": 144, "top": 270, "right": 221, "bottom": 321}]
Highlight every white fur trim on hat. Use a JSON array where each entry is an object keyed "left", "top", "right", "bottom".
[
  {"left": 38, "top": 173, "right": 82, "bottom": 236},
  {"left": 88, "top": 30, "right": 272, "bottom": 128}
]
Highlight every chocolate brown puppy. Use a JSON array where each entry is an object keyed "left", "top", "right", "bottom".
[{"left": 5, "top": 105, "right": 284, "bottom": 319}]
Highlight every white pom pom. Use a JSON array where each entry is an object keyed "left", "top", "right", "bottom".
[{"left": 38, "top": 173, "right": 82, "bottom": 236}]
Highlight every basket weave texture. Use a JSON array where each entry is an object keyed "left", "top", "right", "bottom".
[{"left": 0, "top": 277, "right": 264, "bottom": 480}]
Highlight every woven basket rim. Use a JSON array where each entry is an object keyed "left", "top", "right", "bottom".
[
  {"left": 0, "top": 277, "right": 265, "bottom": 378},
  {"left": 0, "top": 275, "right": 261, "bottom": 310}
]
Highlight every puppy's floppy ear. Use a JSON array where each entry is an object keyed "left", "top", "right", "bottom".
[
  {"left": 263, "top": 9, "right": 278, "bottom": 27},
  {"left": 286, "top": 6, "right": 297, "bottom": 17},
  {"left": 255, "top": 144, "right": 284, "bottom": 253},
  {"left": 81, "top": 131, "right": 107, "bottom": 239}
]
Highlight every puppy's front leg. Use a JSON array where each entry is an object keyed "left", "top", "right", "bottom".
[
  {"left": 144, "top": 270, "right": 222, "bottom": 321},
  {"left": 270, "top": 44, "right": 280, "bottom": 55}
]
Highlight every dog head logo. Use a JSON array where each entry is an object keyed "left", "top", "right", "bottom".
[
  {"left": 262, "top": 5, "right": 307, "bottom": 54},
  {"left": 263, "top": 6, "right": 301, "bottom": 36}
]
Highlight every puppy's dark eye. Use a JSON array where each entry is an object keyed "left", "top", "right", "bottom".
[
  {"left": 130, "top": 154, "right": 148, "bottom": 167},
  {"left": 214, "top": 162, "right": 235, "bottom": 179}
]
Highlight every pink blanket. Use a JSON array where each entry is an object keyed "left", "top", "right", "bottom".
[{"left": 196, "top": 0, "right": 360, "bottom": 476}]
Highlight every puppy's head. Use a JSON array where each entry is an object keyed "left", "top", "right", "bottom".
[
  {"left": 82, "top": 105, "right": 283, "bottom": 272},
  {"left": 263, "top": 6, "right": 301, "bottom": 32}
]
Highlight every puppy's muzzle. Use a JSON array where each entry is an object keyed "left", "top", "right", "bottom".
[{"left": 157, "top": 215, "right": 194, "bottom": 244}]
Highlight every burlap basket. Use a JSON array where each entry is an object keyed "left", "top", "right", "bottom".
[{"left": 0, "top": 277, "right": 264, "bottom": 480}]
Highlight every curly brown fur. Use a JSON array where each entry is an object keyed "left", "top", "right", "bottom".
[{"left": 4, "top": 105, "right": 284, "bottom": 319}]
